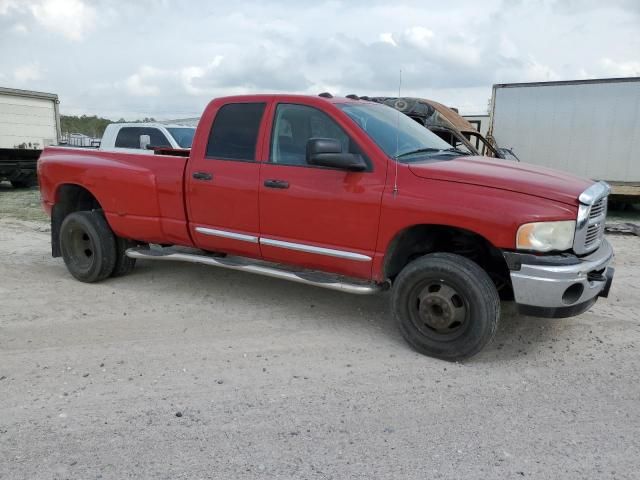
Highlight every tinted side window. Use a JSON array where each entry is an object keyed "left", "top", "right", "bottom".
[
  {"left": 141, "top": 128, "right": 172, "bottom": 148},
  {"left": 114, "top": 127, "right": 172, "bottom": 149},
  {"left": 270, "top": 104, "right": 363, "bottom": 166},
  {"left": 206, "top": 103, "right": 266, "bottom": 161},
  {"left": 115, "top": 127, "right": 141, "bottom": 148}
]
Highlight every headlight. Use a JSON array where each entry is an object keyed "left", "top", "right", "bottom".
[{"left": 516, "top": 220, "right": 576, "bottom": 252}]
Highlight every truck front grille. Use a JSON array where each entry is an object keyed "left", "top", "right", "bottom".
[
  {"left": 589, "top": 197, "right": 607, "bottom": 219},
  {"left": 584, "top": 223, "right": 603, "bottom": 249},
  {"left": 573, "top": 183, "right": 609, "bottom": 255}
]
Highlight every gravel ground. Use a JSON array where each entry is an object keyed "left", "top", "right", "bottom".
[
  {"left": 1, "top": 186, "right": 639, "bottom": 479},
  {"left": 0, "top": 183, "right": 48, "bottom": 222}
]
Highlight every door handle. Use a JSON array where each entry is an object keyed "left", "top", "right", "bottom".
[
  {"left": 192, "top": 171, "right": 213, "bottom": 181},
  {"left": 264, "top": 179, "right": 289, "bottom": 189}
]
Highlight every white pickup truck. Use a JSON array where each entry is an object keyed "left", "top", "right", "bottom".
[{"left": 99, "top": 123, "right": 196, "bottom": 154}]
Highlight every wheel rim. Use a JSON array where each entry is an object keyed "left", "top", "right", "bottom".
[
  {"left": 409, "top": 279, "right": 469, "bottom": 340},
  {"left": 65, "top": 225, "right": 95, "bottom": 272}
]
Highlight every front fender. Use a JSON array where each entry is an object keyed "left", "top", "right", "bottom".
[{"left": 372, "top": 173, "right": 577, "bottom": 282}]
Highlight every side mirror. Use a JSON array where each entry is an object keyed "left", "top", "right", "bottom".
[
  {"left": 306, "top": 138, "right": 367, "bottom": 171},
  {"left": 139, "top": 134, "right": 151, "bottom": 150}
]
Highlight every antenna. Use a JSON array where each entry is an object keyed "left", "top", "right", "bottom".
[{"left": 393, "top": 68, "right": 402, "bottom": 196}]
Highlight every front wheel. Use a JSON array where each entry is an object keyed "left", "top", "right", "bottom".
[
  {"left": 60, "top": 211, "right": 117, "bottom": 282},
  {"left": 392, "top": 253, "right": 500, "bottom": 361}
]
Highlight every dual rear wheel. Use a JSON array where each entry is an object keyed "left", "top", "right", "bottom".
[{"left": 59, "top": 211, "right": 136, "bottom": 283}]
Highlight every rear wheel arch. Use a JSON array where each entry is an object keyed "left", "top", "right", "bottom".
[
  {"left": 54, "top": 183, "right": 102, "bottom": 208},
  {"left": 52, "top": 183, "right": 139, "bottom": 278},
  {"left": 382, "top": 224, "right": 513, "bottom": 299}
]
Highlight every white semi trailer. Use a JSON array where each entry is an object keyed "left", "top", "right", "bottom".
[
  {"left": 488, "top": 77, "right": 640, "bottom": 197},
  {"left": 0, "top": 87, "right": 60, "bottom": 187}
]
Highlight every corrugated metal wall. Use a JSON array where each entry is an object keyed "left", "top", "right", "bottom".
[
  {"left": 491, "top": 80, "right": 640, "bottom": 182},
  {"left": 0, "top": 93, "right": 58, "bottom": 149}
]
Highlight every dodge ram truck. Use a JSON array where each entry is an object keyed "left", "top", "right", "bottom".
[{"left": 38, "top": 94, "right": 615, "bottom": 360}]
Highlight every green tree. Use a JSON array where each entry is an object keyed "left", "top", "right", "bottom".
[
  {"left": 60, "top": 115, "right": 112, "bottom": 138},
  {"left": 60, "top": 115, "right": 160, "bottom": 139}
]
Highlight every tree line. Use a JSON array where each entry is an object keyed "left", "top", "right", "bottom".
[{"left": 60, "top": 115, "right": 157, "bottom": 138}]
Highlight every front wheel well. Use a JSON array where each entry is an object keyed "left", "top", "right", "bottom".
[
  {"left": 51, "top": 184, "right": 102, "bottom": 257},
  {"left": 383, "top": 225, "right": 513, "bottom": 300}
]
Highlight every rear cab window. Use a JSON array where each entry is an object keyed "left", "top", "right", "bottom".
[{"left": 206, "top": 103, "right": 266, "bottom": 161}]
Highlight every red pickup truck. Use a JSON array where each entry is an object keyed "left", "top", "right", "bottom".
[{"left": 38, "top": 94, "right": 614, "bottom": 360}]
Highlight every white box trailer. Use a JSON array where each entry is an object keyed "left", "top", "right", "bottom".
[
  {"left": 0, "top": 87, "right": 60, "bottom": 187},
  {"left": 488, "top": 77, "right": 640, "bottom": 197}
]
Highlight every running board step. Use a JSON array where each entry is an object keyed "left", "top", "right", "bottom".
[{"left": 126, "top": 246, "right": 384, "bottom": 295}]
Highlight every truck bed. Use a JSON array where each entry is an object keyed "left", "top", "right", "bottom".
[{"left": 38, "top": 146, "right": 192, "bottom": 245}]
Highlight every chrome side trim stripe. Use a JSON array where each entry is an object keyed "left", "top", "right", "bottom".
[
  {"left": 194, "top": 226, "right": 372, "bottom": 262},
  {"left": 195, "top": 227, "right": 258, "bottom": 244},
  {"left": 259, "top": 237, "right": 372, "bottom": 262}
]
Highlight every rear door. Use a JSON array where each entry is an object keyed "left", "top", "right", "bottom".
[
  {"left": 186, "top": 100, "right": 270, "bottom": 257},
  {"left": 258, "top": 102, "right": 386, "bottom": 279}
]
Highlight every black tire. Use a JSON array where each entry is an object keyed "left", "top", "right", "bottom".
[
  {"left": 111, "top": 237, "right": 137, "bottom": 277},
  {"left": 392, "top": 252, "right": 500, "bottom": 361},
  {"left": 59, "top": 211, "right": 117, "bottom": 283}
]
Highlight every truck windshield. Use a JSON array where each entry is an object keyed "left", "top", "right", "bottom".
[
  {"left": 167, "top": 127, "right": 196, "bottom": 148},
  {"left": 338, "top": 103, "right": 453, "bottom": 161}
]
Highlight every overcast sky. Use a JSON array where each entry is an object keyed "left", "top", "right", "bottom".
[{"left": 1, "top": 0, "right": 639, "bottom": 119}]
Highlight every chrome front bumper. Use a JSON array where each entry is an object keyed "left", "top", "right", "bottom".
[{"left": 504, "top": 239, "right": 614, "bottom": 318}]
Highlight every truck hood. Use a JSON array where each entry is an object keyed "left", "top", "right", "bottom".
[{"left": 408, "top": 156, "right": 593, "bottom": 205}]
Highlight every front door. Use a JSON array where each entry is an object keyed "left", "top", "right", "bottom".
[
  {"left": 258, "top": 102, "right": 386, "bottom": 280},
  {"left": 186, "top": 100, "right": 270, "bottom": 258}
]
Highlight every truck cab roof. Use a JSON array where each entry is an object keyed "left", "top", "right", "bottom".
[{"left": 205, "top": 94, "right": 368, "bottom": 105}]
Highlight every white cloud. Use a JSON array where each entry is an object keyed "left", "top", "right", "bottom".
[
  {"left": 0, "top": 0, "right": 19, "bottom": 15},
  {"left": 522, "top": 59, "right": 559, "bottom": 82},
  {"left": 1, "top": 0, "right": 638, "bottom": 118},
  {"left": 401, "top": 26, "right": 435, "bottom": 50},
  {"left": 29, "top": 0, "right": 96, "bottom": 41},
  {"left": 11, "top": 23, "right": 27, "bottom": 34},
  {"left": 125, "top": 66, "right": 163, "bottom": 96},
  {"left": 599, "top": 58, "right": 640, "bottom": 77},
  {"left": 379, "top": 32, "right": 397, "bottom": 47},
  {"left": 13, "top": 63, "right": 41, "bottom": 82},
  {"left": 498, "top": 35, "right": 518, "bottom": 59},
  {"left": 180, "top": 56, "right": 224, "bottom": 95},
  {"left": 124, "top": 58, "right": 227, "bottom": 98}
]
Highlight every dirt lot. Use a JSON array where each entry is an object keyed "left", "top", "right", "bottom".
[{"left": 1, "top": 185, "right": 640, "bottom": 479}]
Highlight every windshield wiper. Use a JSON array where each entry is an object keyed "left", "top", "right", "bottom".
[
  {"left": 395, "top": 148, "right": 442, "bottom": 159},
  {"left": 440, "top": 147, "right": 471, "bottom": 156},
  {"left": 395, "top": 147, "right": 471, "bottom": 159}
]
